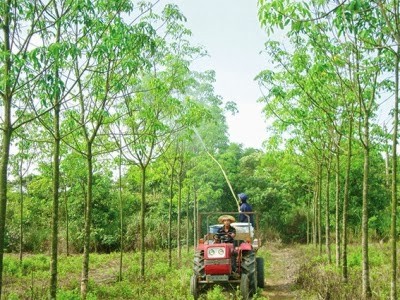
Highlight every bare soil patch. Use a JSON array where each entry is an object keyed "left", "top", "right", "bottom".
[{"left": 261, "top": 242, "right": 306, "bottom": 300}]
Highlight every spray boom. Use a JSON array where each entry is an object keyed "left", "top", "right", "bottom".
[{"left": 194, "top": 129, "right": 240, "bottom": 211}]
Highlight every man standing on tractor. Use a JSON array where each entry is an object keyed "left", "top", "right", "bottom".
[{"left": 238, "top": 193, "right": 254, "bottom": 227}]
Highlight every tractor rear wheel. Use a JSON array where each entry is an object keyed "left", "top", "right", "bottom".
[
  {"left": 241, "top": 251, "right": 256, "bottom": 294},
  {"left": 256, "top": 257, "right": 265, "bottom": 288},
  {"left": 240, "top": 273, "right": 249, "bottom": 300}
]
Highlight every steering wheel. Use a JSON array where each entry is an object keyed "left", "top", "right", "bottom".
[{"left": 213, "top": 232, "right": 233, "bottom": 243}]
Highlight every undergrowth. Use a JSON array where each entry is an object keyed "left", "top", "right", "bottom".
[
  {"left": 3, "top": 248, "right": 269, "bottom": 299},
  {"left": 296, "top": 243, "right": 395, "bottom": 299}
]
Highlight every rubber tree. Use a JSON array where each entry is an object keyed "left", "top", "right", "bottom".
[
  {"left": 390, "top": 45, "right": 399, "bottom": 300},
  {"left": 0, "top": 0, "right": 51, "bottom": 297},
  {"left": 36, "top": 3, "right": 69, "bottom": 297},
  {"left": 158, "top": 143, "right": 178, "bottom": 268},
  {"left": 106, "top": 3, "right": 213, "bottom": 277},
  {"left": 334, "top": 3, "right": 385, "bottom": 297},
  {"left": 32, "top": 0, "right": 134, "bottom": 292},
  {"left": 375, "top": 1, "right": 400, "bottom": 298},
  {"left": 61, "top": 2, "right": 159, "bottom": 297},
  {"left": 117, "top": 71, "right": 205, "bottom": 277},
  {"left": 175, "top": 140, "right": 187, "bottom": 266},
  {"left": 256, "top": 35, "right": 349, "bottom": 248},
  {"left": 9, "top": 137, "right": 35, "bottom": 263},
  {"left": 159, "top": 138, "right": 189, "bottom": 267}
]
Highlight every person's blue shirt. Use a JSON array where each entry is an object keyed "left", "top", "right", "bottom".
[{"left": 239, "top": 202, "right": 254, "bottom": 226}]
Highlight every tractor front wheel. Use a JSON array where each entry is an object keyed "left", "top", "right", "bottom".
[
  {"left": 241, "top": 251, "right": 256, "bottom": 294},
  {"left": 193, "top": 251, "right": 205, "bottom": 276},
  {"left": 240, "top": 273, "right": 249, "bottom": 300},
  {"left": 190, "top": 275, "right": 198, "bottom": 300}
]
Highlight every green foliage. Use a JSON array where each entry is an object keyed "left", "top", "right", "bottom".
[
  {"left": 2, "top": 1, "right": 400, "bottom": 299},
  {"left": 3, "top": 258, "right": 20, "bottom": 277},
  {"left": 57, "top": 290, "right": 81, "bottom": 300},
  {"left": 205, "top": 285, "right": 225, "bottom": 300},
  {"left": 347, "top": 249, "right": 362, "bottom": 269}
]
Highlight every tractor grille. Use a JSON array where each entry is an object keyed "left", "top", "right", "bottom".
[{"left": 204, "top": 259, "right": 230, "bottom": 265}]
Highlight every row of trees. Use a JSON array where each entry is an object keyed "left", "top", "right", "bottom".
[
  {"left": 0, "top": 0, "right": 241, "bottom": 299},
  {"left": 257, "top": 0, "right": 400, "bottom": 299},
  {"left": 3, "top": 0, "right": 400, "bottom": 299}
]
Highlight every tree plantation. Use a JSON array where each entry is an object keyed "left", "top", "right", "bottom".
[{"left": 1, "top": 0, "right": 400, "bottom": 299}]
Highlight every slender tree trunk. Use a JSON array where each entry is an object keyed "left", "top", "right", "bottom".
[
  {"left": 186, "top": 191, "right": 190, "bottom": 253},
  {"left": 306, "top": 198, "right": 310, "bottom": 245},
  {"left": 193, "top": 188, "right": 197, "bottom": 247},
  {"left": 177, "top": 175, "right": 182, "bottom": 266},
  {"left": 318, "top": 163, "right": 322, "bottom": 255},
  {"left": 0, "top": 125, "right": 11, "bottom": 300},
  {"left": 50, "top": 90, "right": 61, "bottom": 300},
  {"left": 390, "top": 47, "right": 399, "bottom": 300},
  {"left": 342, "top": 111, "right": 353, "bottom": 282},
  {"left": 65, "top": 186, "right": 69, "bottom": 256},
  {"left": 140, "top": 166, "right": 146, "bottom": 277},
  {"left": 313, "top": 179, "right": 318, "bottom": 246},
  {"left": 372, "top": 3, "right": 399, "bottom": 294},
  {"left": 385, "top": 135, "right": 390, "bottom": 189},
  {"left": 19, "top": 170, "right": 24, "bottom": 263},
  {"left": 357, "top": 34, "right": 376, "bottom": 299},
  {"left": 118, "top": 147, "right": 123, "bottom": 282},
  {"left": 325, "top": 161, "right": 331, "bottom": 264},
  {"left": 50, "top": 17, "right": 62, "bottom": 296},
  {"left": 168, "top": 166, "right": 174, "bottom": 268},
  {"left": 81, "top": 145, "right": 94, "bottom": 299},
  {"left": 0, "top": 2, "right": 13, "bottom": 296},
  {"left": 335, "top": 146, "right": 341, "bottom": 267},
  {"left": 177, "top": 151, "right": 185, "bottom": 265},
  {"left": 361, "top": 115, "right": 372, "bottom": 299}
]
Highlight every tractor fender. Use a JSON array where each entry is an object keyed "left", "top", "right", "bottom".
[
  {"left": 195, "top": 244, "right": 207, "bottom": 252},
  {"left": 238, "top": 242, "right": 252, "bottom": 251}
]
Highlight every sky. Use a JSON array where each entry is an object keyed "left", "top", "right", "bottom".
[
  {"left": 165, "top": 0, "right": 270, "bottom": 149},
  {"left": 161, "top": 1, "right": 395, "bottom": 149}
]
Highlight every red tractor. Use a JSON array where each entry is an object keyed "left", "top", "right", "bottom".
[{"left": 190, "top": 212, "right": 264, "bottom": 300}]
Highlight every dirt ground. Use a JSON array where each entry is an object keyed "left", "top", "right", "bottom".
[{"left": 261, "top": 242, "right": 305, "bottom": 300}]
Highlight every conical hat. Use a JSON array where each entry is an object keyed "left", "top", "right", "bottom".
[{"left": 218, "top": 215, "right": 235, "bottom": 223}]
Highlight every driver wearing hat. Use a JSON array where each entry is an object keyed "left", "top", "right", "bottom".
[{"left": 215, "top": 215, "right": 236, "bottom": 243}]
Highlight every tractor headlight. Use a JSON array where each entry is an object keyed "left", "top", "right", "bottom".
[{"left": 207, "top": 247, "right": 225, "bottom": 258}]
